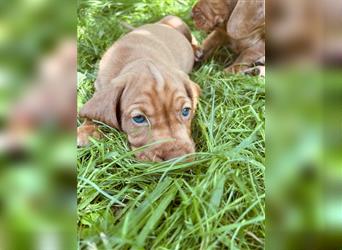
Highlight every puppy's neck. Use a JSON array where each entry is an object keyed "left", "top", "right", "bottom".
[{"left": 120, "top": 58, "right": 161, "bottom": 74}]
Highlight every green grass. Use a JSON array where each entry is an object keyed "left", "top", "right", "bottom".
[{"left": 77, "top": 0, "right": 265, "bottom": 249}]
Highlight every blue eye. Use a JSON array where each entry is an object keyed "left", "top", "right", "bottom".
[
  {"left": 132, "top": 115, "right": 147, "bottom": 124},
  {"left": 181, "top": 107, "right": 191, "bottom": 117}
]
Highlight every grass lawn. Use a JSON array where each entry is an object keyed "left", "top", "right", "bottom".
[{"left": 77, "top": 0, "right": 265, "bottom": 249}]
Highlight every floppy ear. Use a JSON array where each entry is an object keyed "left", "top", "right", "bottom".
[
  {"left": 184, "top": 80, "right": 201, "bottom": 111},
  {"left": 227, "top": 0, "right": 265, "bottom": 40},
  {"left": 79, "top": 76, "right": 128, "bottom": 129}
]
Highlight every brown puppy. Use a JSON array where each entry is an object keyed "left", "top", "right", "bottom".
[
  {"left": 192, "top": 0, "right": 265, "bottom": 74},
  {"left": 77, "top": 16, "right": 201, "bottom": 162}
]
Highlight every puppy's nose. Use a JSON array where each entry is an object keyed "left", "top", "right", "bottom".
[{"left": 157, "top": 143, "right": 194, "bottom": 161}]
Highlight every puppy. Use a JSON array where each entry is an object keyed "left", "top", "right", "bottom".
[
  {"left": 192, "top": 0, "right": 265, "bottom": 75},
  {"left": 77, "top": 16, "right": 201, "bottom": 162},
  {"left": 1, "top": 40, "right": 76, "bottom": 150},
  {"left": 266, "top": 0, "right": 320, "bottom": 64}
]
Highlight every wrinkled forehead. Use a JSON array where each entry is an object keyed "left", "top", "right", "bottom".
[{"left": 121, "top": 72, "right": 190, "bottom": 114}]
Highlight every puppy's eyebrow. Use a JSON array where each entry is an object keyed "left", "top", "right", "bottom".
[
  {"left": 126, "top": 103, "right": 149, "bottom": 114},
  {"left": 174, "top": 95, "right": 186, "bottom": 103},
  {"left": 130, "top": 93, "right": 155, "bottom": 107},
  {"left": 127, "top": 103, "right": 156, "bottom": 117},
  {"left": 173, "top": 95, "right": 189, "bottom": 107}
]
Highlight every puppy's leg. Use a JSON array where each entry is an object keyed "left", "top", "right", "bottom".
[
  {"left": 190, "top": 34, "right": 201, "bottom": 55},
  {"left": 224, "top": 40, "right": 265, "bottom": 74},
  {"left": 196, "top": 29, "right": 229, "bottom": 62},
  {"left": 77, "top": 119, "right": 101, "bottom": 147}
]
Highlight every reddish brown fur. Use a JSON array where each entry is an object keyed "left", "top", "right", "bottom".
[
  {"left": 192, "top": 0, "right": 265, "bottom": 74},
  {"left": 77, "top": 16, "right": 201, "bottom": 162}
]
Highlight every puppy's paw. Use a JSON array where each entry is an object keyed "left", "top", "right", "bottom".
[
  {"left": 242, "top": 66, "right": 265, "bottom": 77},
  {"left": 77, "top": 125, "right": 101, "bottom": 147},
  {"left": 193, "top": 46, "right": 205, "bottom": 62},
  {"left": 255, "top": 56, "right": 265, "bottom": 66}
]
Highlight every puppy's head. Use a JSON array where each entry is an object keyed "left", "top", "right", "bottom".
[
  {"left": 80, "top": 66, "right": 201, "bottom": 162},
  {"left": 192, "top": 0, "right": 225, "bottom": 33}
]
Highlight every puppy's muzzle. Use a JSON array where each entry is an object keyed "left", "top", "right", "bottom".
[{"left": 136, "top": 140, "right": 195, "bottom": 162}]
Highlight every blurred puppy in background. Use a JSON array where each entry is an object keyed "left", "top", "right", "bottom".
[
  {"left": 192, "top": 0, "right": 265, "bottom": 76},
  {"left": 1, "top": 40, "right": 76, "bottom": 152},
  {"left": 266, "top": 0, "right": 319, "bottom": 64},
  {"left": 266, "top": 0, "right": 342, "bottom": 66}
]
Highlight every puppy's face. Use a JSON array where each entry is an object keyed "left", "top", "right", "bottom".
[
  {"left": 192, "top": 1, "right": 218, "bottom": 33},
  {"left": 80, "top": 69, "right": 201, "bottom": 162},
  {"left": 121, "top": 72, "right": 200, "bottom": 161}
]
